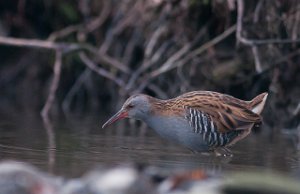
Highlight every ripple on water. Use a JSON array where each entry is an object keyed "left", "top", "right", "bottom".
[{"left": 0, "top": 114, "right": 299, "bottom": 177}]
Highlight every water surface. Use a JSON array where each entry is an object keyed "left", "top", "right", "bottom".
[{"left": 0, "top": 111, "right": 299, "bottom": 177}]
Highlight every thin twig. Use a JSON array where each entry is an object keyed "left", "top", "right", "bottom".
[
  {"left": 41, "top": 50, "right": 63, "bottom": 119},
  {"left": 251, "top": 46, "right": 263, "bottom": 73},
  {"left": 261, "top": 49, "right": 300, "bottom": 74},
  {"left": 148, "top": 25, "right": 235, "bottom": 79},
  {"left": 253, "top": 0, "right": 264, "bottom": 24},
  {"left": 96, "top": 51, "right": 131, "bottom": 74},
  {"left": 171, "top": 25, "right": 236, "bottom": 71},
  {"left": 125, "top": 40, "right": 172, "bottom": 91},
  {"left": 98, "top": 1, "right": 135, "bottom": 54},
  {"left": 237, "top": 0, "right": 263, "bottom": 73},
  {"left": 148, "top": 84, "right": 168, "bottom": 99},
  {"left": 145, "top": 26, "right": 167, "bottom": 58},
  {"left": 291, "top": 3, "right": 300, "bottom": 44},
  {"left": 62, "top": 68, "right": 92, "bottom": 114},
  {"left": 0, "top": 35, "right": 94, "bottom": 54},
  {"left": 0, "top": 36, "right": 130, "bottom": 73},
  {"left": 237, "top": 0, "right": 300, "bottom": 45},
  {"left": 0, "top": 36, "right": 62, "bottom": 50},
  {"left": 85, "top": 1, "right": 111, "bottom": 33},
  {"left": 134, "top": 25, "right": 234, "bottom": 92},
  {"left": 48, "top": 3, "right": 110, "bottom": 42},
  {"left": 150, "top": 43, "right": 192, "bottom": 78},
  {"left": 79, "top": 52, "right": 126, "bottom": 87},
  {"left": 122, "top": 28, "right": 140, "bottom": 65},
  {"left": 112, "top": 1, "right": 141, "bottom": 35},
  {"left": 293, "top": 102, "right": 300, "bottom": 116},
  {"left": 148, "top": 25, "right": 209, "bottom": 78},
  {"left": 48, "top": 24, "right": 82, "bottom": 41},
  {"left": 251, "top": 0, "right": 264, "bottom": 73},
  {"left": 48, "top": 1, "right": 111, "bottom": 41},
  {"left": 99, "top": 27, "right": 115, "bottom": 54}
]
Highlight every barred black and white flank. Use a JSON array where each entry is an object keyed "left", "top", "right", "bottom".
[{"left": 185, "top": 108, "right": 238, "bottom": 148}]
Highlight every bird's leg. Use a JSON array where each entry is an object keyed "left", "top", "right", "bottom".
[
  {"left": 222, "top": 147, "right": 233, "bottom": 157},
  {"left": 214, "top": 147, "right": 233, "bottom": 157}
]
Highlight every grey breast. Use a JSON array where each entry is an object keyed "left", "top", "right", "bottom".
[{"left": 145, "top": 115, "right": 210, "bottom": 151}]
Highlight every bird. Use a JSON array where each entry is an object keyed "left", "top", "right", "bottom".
[{"left": 102, "top": 91, "right": 268, "bottom": 154}]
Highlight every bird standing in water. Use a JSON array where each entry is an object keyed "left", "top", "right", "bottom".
[{"left": 102, "top": 91, "right": 268, "bottom": 155}]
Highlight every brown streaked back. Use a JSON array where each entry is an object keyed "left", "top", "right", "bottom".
[{"left": 151, "top": 91, "right": 268, "bottom": 133}]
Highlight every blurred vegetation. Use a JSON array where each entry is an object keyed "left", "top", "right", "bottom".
[{"left": 0, "top": 0, "right": 299, "bottom": 129}]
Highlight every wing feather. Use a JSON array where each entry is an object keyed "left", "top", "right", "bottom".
[{"left": 177, "top": 91, "right": 261, "bottom": 133}]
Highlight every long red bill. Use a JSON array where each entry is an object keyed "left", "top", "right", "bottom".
[{"left": 102, "top": 109, "right": 128, "bottom": 128}]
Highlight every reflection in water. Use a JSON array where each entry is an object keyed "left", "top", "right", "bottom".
[
  {"left": 42, "top": 116, "right": 56, "bottom": 173},
  {"left": 0, "top": 112, "right": 299, "bottom": 177}
]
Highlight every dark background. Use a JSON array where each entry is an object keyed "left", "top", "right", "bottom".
[{"left": 0, "top": 0, "right": 299, "bottom": 130}]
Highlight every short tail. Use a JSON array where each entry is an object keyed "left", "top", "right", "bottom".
[{"left": 249, "top": 92, "right": 268, "bottom": 115}]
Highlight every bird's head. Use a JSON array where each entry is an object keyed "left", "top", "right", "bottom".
[{"left": 102, "top": 94, "right": 152, "bottom": 128}]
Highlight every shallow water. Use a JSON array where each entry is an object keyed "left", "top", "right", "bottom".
[{"left": 0, "top": 111, "right": 299, "bottom": 178}]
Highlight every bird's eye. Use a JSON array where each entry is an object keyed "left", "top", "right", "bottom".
[{"left": 127, "top": 104, "right": 134, "bottom": 108}]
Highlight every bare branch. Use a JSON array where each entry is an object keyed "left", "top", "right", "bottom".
[
  {"left": 48, "top": 1, "right": 111, "bottom": 41},
  {"left": 48, "top": 24, "right": 82, "bottom": 41},
  {"left": 97, "top": 51, "right": 131, "bottom": 74},
  {"left": 0, "top": 36, "right": 60, "bottom": 50},
  {"left": 62, "top": 68, "right": 91, "bottom": 114},
  {"left": 150, "top": 25, "right": 236, "bottom": 78},
  {"left": 251, "top": 1, "right": 264, "bottom": 73},
  {"left": 0, "top": 34, "right": 131, "bottom": 119},
  {"left": 133, "top": 24, "right": 235, "bottom": 93},
  {"left": 291, "top": 3, "right": 300, "bottom": 43},
  {"left": 145, "top": 26, "right": 167, "bottom": 58},
  {"left": 251, "top": 46, "right": 263, "bottom": 73},
  {"left": 293, "top": 102, "right": 300, "bottom": 116},
  {"left": 148, "top": 84, "right": 168, "bottom": 99},
  {"left": 146, "top": 25, "right": 208, "bottom": 79},
  {"left": 253, "top": 0, "right": 264, "bottom": 24},
  {"left": 261, "top": 49, "right": 300, "bottom": 74},
  {"left": 237, "top": 0, "right": 300, "bottom": 45},
  {"left": 0, "top": 35, "right": 130, "bottom": 73},
  {"left": 85, "top": 1, "right": 111, "bottom": 33},
  {"left": 41, "top": 50, "right": 63, "bottom": 119},
  {"left": 99, "top": 28, "right": 115, "bottom": 54},
  {"left": 79, "top": 53, "right": 126, "bottom": 87},
  {"left": 150, "top": 43, "right": 192, "bottom": 78},
  {"left": 125, "top": 39, "right": 172, "bottom": 91},
  {"left": 0, "top": 35, "right": 93, "bottom": 54},
  {"left": 122, "top": 28, "right": 141, "bottom": 65},
  {"left": 191, "top": 25, "right": 236, "bottom": 57}
]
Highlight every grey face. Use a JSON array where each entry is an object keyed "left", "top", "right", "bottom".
[
  {"left": 102, "top": 94, "right": 152, "bottom": 128},
  {"left": 122, "top": 94, "right": 151, "bottom": 120}
]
